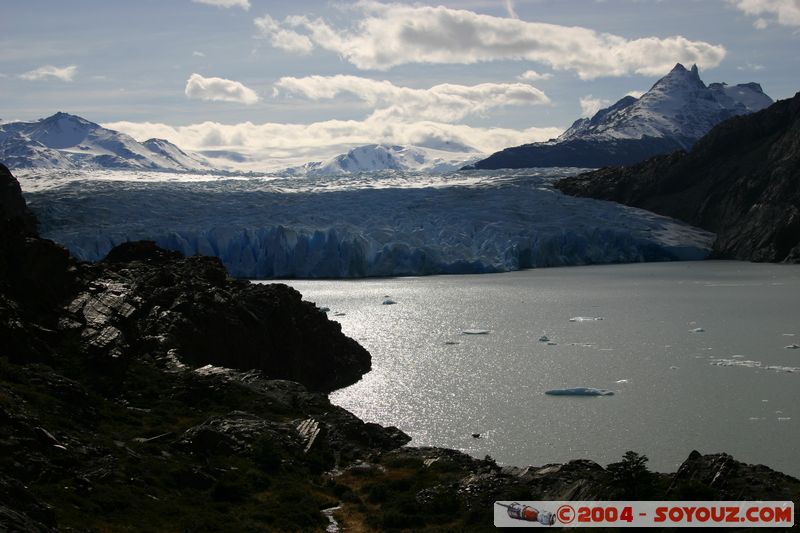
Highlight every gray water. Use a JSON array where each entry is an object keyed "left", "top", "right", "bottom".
[{"left": 281, "top": 261, "right": 800, "bottom": 476}]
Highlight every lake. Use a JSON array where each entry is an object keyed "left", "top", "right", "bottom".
[{"left": 280, "top": 261, "right": 800, "bottom": 477}]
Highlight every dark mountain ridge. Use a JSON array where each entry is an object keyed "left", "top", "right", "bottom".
[{"left": 555, "top": 92, "right": 800, "bottom": 262}]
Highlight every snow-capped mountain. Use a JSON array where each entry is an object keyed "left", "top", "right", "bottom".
[
  {"left": 0, "top": 112, "right": 210, "bottom": 171},
  {"left": 284, "top": 144, "right": 484, "bottom": 175},
  {"left": 469, "top": 64, "right": 773, "bottom": 170}
]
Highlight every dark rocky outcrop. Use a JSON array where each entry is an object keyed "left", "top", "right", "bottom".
[
  {"left": 556, "top": 92, "right": 800, "bottom": 262},
  {"left": 466, "top": 136, "right": 685, "bottom": 170}
]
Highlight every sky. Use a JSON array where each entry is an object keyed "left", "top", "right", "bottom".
[{"left": 2, "top": 0, "right": 800, "bottom": 166}]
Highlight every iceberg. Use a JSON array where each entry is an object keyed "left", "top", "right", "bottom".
[
  {"left": 23, "top": 168, "right": 714, "bottom": 279},
  {"left": 462, "top": 329, "right": 490, "bottom": 335},
  {"left": 545, "top": 387, "right": 614, "bottom": 396}
]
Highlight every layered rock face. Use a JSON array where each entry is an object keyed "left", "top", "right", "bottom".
[{"left": 556, "top": 92, "right": 800, "bottom": 262}]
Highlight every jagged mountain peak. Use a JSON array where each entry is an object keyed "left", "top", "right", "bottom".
[{"left": 470, "top": 63, "right": 773, "bottom": 170}]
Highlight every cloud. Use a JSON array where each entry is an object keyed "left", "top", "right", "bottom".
[
  {"left": 737, "top": 62, "right": 765, "bottom": 71},
  {"left": 504, "top": 0, "right": 518, "bottom": 19},
  {"left": 255, "top": 2, "right": 726, "bottom": 78},
  {"left": 728, "top": 0, "right": 800, "bottom": 28},
  {"left": 193, "top": 51, "right": 206, "bottom": 57},
  {"left": 517, "top": 70, "right": 552, "bottom": 81},
  {"left": 274, "top": 75, "right": 550, "bottom": 122},
  {"left": 192, "top": 0, "right": 250, "bottom": 10},
  {"left": 103, "top": 117, "right": 563, "bottom": 170},
  {"left": 579, "top": 95, "right": 610, "bottom": 117},
  {"left": 185, "top": 73, "right": 260, "bottom": 104},
  {"left": 19, "top": 65, "right": 77, "bottom": 82},
  {"left": 254, "top": 14, "right": 314, "bottom": 54}
]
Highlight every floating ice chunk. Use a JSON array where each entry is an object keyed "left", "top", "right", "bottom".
[
  {"left": 764, "top": 365, "right": 800, "bottom": 373},
  {"left": 784, "top": 344, "right": 799, "bottom": 349},
  {"left": 615, "top": 379, "right": 629, "bottom": 384},
  {"left": 569, "top": 316, "right": 603, "bottom": 322},
  {"left": 711, "top": 358, "right": 800, "bottom": 373},
  {"left": 689, "top": 327, "right": 705, "bottom": 333},
  {"left": 382, "top": 298, "right": 396, "bottom": 305},
  {"left": 732, "top": 355, "right": 745, "bottom": 358},
  {"left": 748, "top": 417, "right": 765, "bottom": 421},
  {"left": 462, "top": 329, "right": 490, "bottom": 335},
  {"left": 777, "top": 417, "right": 791, "bottom": 422},
  {"left": 538, "top": 335, "right": 550, "bottom": 342},
  {"left": 545, "top": 387, "right": 614, "bottom": 396},
  {"left": 783, "top": 333, "right": 796, "bottom": 337},
  {"left": 669, "top": 366, "right": 679, "bottom": 370}
]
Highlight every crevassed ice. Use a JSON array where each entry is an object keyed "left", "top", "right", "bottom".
[{"left": 24, "top": 169, "right": 715, "bottom": 279}]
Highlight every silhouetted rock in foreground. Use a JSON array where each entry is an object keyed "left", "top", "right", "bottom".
[{"left": 556, "top": 92, "right": 800, "bottom": 262}]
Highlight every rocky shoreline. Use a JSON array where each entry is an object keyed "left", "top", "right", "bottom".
[{"left": 1, "top": 163, "right": 797, "bottom": 531}]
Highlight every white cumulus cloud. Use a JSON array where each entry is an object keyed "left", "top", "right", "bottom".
[
  {"left": 19, "top": 65, "right": 77, "bottom": 82},
  {"left": 274, "top": 75, "right": 550, "bottom": 122},
  {"left": 103, "top": 117, "right": 563, "bottom": 171},
  {"left": 517, "top": 70, "right": 553, "bottom": 81},
  {"left": 728, "top": 0, "right": 800, "bottom": 27},
  {"left": 254, "top": 2, "right": 726, "bottom": 79},
  {"left": 254, "top": 14, "right": 314, "bottom": 54},
  {"left": 579, "top": 95, "right": 611, "bottom": 117},
  {"left": 192, "top": 0, "right": 250, "bottom": 10},
  {"left": 185, "top": 73, "right": 260, "bottom": 105}
]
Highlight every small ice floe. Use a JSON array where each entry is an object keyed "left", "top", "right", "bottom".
[
  {"left": 462, "top": 329, "right": 490, "bottom": 335},
  {"left": 569, "top": 316, "right": 603, "bottom": 322},
  {"left": 319, "top": 306, "right": 330, "bottom": 313},
  {"left": 545, "top": 387, "right": 614, "bottom": 396},
  {"left": 669, "top": 366, "right": 679, "bottom": 370},
  {"left": 689, "top": 327, "right": 705, "bottom": 333},
  {"left": 784, "top": 344, "right": 800, "bottom": 350},
  {"left": 711, "top": 358, "right": 800, "bottom": 373},
  {"left": 777, "top": 417, "right": 792, "bottom": 422},
  {"left": 748, "top": 417, "right": 765, "bottom": 421},
  {"left": 615, "top": 379, "right": 629, "bottom": 384},
  {"left": 732, "top": 355, "right": 745, "bottom": 358},
  {"left": 783, "top": 333, "right": 796, "bottom": 337},
  {"left": 764, "top": 365, "right": 800, "bottom": 373},
  {"left": 382, "top": 298, "right": 396, "bottom": 305},
  {"left": 538, "top": 334, "right": 550, "bottom": 342}
]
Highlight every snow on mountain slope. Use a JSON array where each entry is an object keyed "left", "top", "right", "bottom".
[
  {"left": 0, "top": 113, "right": 211, "bottom": 171},
  {"left": 470, "top": 64, "right": 772, "bottom": 170},
  {"left": 22, "top": 169, "right": 713, "bottom": 278},
  {"left": 558, "top": 64, "right": 773, "bottom": 148},
  {"left": 285, "top": 144, "right": 484, "bottom": 175},
  {"left": 143, "top": 138, "right": 210, "bottom": 170}
]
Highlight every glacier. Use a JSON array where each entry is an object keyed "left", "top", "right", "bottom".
[{"left": 20, "top": 168, "right": 714, "bottom": 279}]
